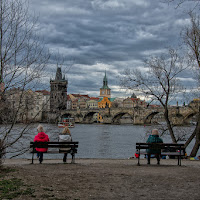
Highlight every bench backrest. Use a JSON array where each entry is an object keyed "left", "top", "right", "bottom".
[
  {"left": 136, "top": 143, "right": 185, "bottom": 151},
  {"left": 30, "top": 141, "right": 79, "bottom": 149}
]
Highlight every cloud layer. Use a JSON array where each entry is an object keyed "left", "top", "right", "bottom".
[{"left": 29, "top": 0, "right": 196, "bottom": 100}]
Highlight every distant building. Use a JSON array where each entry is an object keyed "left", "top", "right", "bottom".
[
  {"left": 112, "top": 98, "right": 124, "bottom": 108},
  {"left": 98, "top": 97, "right": 115, "bottom": 108},
  {"left": 66, "top": 95, "right": 72, "bottom": 110},
  {"left": 35, "top": 90, "right": 50, "bottom": 112},
  {"left": 99, "top": 71, "right": 111, "bottom": 98},
  {"left": 50, "top": 67, "right": 68, "bottom": 112},
  {"left": 123, "top": 93, "right": 147, "bottom": 108},
  {"left": 98, "top": 97, "right": 115, "bottom": 122},
  {"left": 87, "top": 97, "right": 99, "bottom": 109},
  {"left": 71, "top": 94, "right": 90, "bottom": 100},
  {"left": 35, "top": 90, "right": 50, "bottom": 121},
  {"left": 6, "top": 89, "right": 50, "bottom": 122},
  {"left": 78, "top": 97, "right": 87, "bottom": 109},
  {"left": 67, "top": 94, "right": 90, "bottom": 110},
  {"left": 72, "top": 99, "right": 78, "bottom": 110}
]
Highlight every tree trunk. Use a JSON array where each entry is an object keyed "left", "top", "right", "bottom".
[
  {"left": 184, "top": 127, "right": 196, "bottom": 148},
  {"left": 190, "top": 114, "right": 200, "bottom": 157},
  {"left": 190, "top": 139, "right": 200, "bottom": 157},
  {"left": 164, "top": 109, "right": 177, "bottom": 143}
]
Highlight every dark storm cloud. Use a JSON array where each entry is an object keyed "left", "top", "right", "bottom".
[{"left": 29, "top": 0, "right": 196, "bottom": 99}]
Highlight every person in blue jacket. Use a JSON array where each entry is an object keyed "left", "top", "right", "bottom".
[{"left": 146, "top": 129, "right": 163, "bottom": 165}]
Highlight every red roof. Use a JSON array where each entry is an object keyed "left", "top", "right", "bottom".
[
  {"left": 81, "top": 95, "right": 90, "bottom": 99},
  {"left": 90, "top": 97, "right": 99, "bottom": 100},
  {"left": 130, "top": 98, "right": 140, "bottom": 101}
]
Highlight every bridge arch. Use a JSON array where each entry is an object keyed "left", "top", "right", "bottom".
[
  {"left": 144, "top": 111, "right": 160, "bottom": 124},
  {"left": 60, "top": 113, "right": 73, "bottom": 118},
  {"left": 83, "top": 111, "right": 99, "bottom": 123},
  {"left": 183, "top": 112, "right": 198, "bottom": 124},
  {"left": 112, "top": 112, "right": 133, "bottom": 124}
]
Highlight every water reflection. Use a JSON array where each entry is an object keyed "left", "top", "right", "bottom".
[{"left": 97, "top": 126, "right": 113, "bottom": 157}]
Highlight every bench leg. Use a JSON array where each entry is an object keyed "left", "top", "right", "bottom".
[
  {"left": 147, "top": 154, "right": 151, "bottom": 164},
  {"left": 71, "top": 153, "right": 75, "bottom": 164},
  {"left": 31, "top": 152, "right": 34, "bottom": 164},
  {"left": 137, "top": 148, "right": 141, "bottom": 166},
  {"left": 137, "top": 156, "right": 140, "bottom": 166},
  {"left": 178, "top": 156, "right": 182, "bottom": 166}
]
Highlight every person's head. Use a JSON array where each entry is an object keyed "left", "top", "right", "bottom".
[
  {"left": 37, "top": 124, "right": 44, "bottom": 133},
  {"left": 62, "top": 126, "right": 70, "bottom": 134},
  {"left": 151, "top": 129, "right": 159, "bottom": 136}
]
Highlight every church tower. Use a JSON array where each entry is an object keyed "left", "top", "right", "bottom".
[
  {"left": 99, "top": 71, "right": 111, "bottom": 98},
  {"left": 50, "top": 67, "right": 68, "bottom": 112}
]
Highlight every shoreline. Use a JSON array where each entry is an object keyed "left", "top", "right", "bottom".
[{"left": 3, "top": 157, "right": 200, "bottom": 167}]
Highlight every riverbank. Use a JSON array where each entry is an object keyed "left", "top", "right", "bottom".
[{"left": 2, "top": 158, "right": 200, "bottom": 200}]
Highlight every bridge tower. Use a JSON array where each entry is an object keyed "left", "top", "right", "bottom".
[
  {"left": 50, "top": 67, "right": 68, "bottom": 112},
  {"left": 99, "top": 70, "right": 111, "bottom": 98}
]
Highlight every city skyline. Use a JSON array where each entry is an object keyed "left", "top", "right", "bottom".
[{"left": 29, "top": 0, "right": 197, "bottom": 103}]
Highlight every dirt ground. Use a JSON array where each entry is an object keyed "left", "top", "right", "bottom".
[{"left": 2, "top": 158, "right": 200, "bottom": 200}]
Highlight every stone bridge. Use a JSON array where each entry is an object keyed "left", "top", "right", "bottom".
[{"left": 50, "top": 105, "right": 199, "bottom": 125}]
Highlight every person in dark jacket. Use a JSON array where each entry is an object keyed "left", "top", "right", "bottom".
[
  {"left": 34, "top": 125, "right": 49, "bottom": 164},
  {"left": 146, "top": 129, "right": 163, "bottom": 165}
]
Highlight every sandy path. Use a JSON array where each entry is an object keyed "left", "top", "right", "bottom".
[{"left": 2, "top": 158, "right": 200, "bottom": 200}]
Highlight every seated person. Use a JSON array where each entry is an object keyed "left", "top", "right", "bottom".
[
  {"left": 146, "top": 129, "right": 163, "bottom": 165},
  {"left": 59, "top": 126, "right": 72, "bottom": 163},
  {"left": 34, "top": 125, "right": 49, "bottom": 164}
]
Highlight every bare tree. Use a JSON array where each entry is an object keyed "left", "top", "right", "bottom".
[
  {"left": 180, "top": 13, "right": 200, "bottom": 156},
  {"left": 121, "top": 49, "right": 188, "bottom": 143},
  {"left": 182, "top": 13, "right": 200, "bottom": 69},
  {"left": 0, "top": 0, "right": 49, "bottom": 163}
]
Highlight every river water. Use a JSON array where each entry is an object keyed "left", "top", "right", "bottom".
[{"left": 3, "top": 123, "right": 199, "bottom": 159}]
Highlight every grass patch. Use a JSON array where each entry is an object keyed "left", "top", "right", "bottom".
[
  {"left": 0, "top": 178, "right": 35, "bottom": 199},
  {"left": 0, "top": 178, "right": 23, "bottom": 199},
  {"left": 0, "top": 167, "right": 17, "bottom": 178}
]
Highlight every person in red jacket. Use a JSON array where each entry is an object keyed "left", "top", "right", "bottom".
[{"left": 34, "top": 125, "right": 49, "bottom": 164}]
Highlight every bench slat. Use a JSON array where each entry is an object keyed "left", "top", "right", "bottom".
[
  {"left": 136, "top": 146, "right": 185, "bottom": 150},
  {"left": 30, "top": 141, "right": 79, "bottom": 149},
  {"left": 139, "top": 151, "right": 185, "bottom": 156},
  {"left": 136, "top": 143, "right": 184, "bottom": 146},
  {"left": 30, "top": 150, "right": 78, "bottom": 154},
  {"left": 30, "top": 144, "right": 78, "bottom": 148},
  {"left": 30, "top": 142, "right": 79, "bottom": 144}
]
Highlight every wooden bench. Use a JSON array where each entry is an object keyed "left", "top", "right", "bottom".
[
  {"left": 30, "top": 141, "right": 79, "bottom": 164},
  {"left": 136, "top": 143, "right": 185, "bottom": 166}
]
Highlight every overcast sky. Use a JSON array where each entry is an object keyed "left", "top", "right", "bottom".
[{"left": 29, "top": 0, "right": 197, "bottom": 102}]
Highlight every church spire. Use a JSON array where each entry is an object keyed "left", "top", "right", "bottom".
[{"left": 102, "top": 70, "right": 109, "bottom": 89}]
